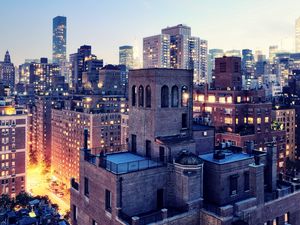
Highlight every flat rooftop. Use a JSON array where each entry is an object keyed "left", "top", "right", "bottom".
[
  {"left": 200, "top": 151, "right": 253, "bottom": 165},
  {"left": 104, "top": 152, "right": 164, "bottom": 174}
]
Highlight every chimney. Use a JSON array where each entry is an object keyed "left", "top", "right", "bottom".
[{"left": 266, "top": 143, "right": 277, "bottom": 192}]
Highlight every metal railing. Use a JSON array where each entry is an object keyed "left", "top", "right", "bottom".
[{"left": 99, "top": 156, "right": 167, "bottom": 174}]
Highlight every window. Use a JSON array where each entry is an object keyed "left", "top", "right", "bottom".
[
  {"left": 244, "top": 171, "right": 250, "bottom": 191},
  {"left": 161, "top": 85, "right": 169, "bottom": 108},
  {"left": 171, "top": 86, "right": 179, "bottom": 107},
  {"left": 92, "top": 220, "right": 98, "bottom": 225},
  {"left": 208, "top": 95, "right": 215, "bottom": 103},
  {"left": 84, "top": 177, "right": 89, "bottom": 197},
  {"left": 182, "top": 113, "right": 188, "bottom": 129},
  {"left": 248, "top": 117, "right": 253, "bottom": 124},
  {"left": 220, "top": 62, "right": 226, "bottom": 72},
  {"left": 265, "top": 117, "right": 269, "bottom": 123},
  {"left": 146, "top": 140, "right": 151, "bottom": 158},
  {"left": 181, "top": 86, "right": 189, "bottom": 107},
  {"left": 230, "top": 174, "right": 238, "bottom": 195},
  {"left": 138, "top": 85, "right": 144, "bottom": 107},
  {"left": 159, "top": 147, "right": 165, "bottom": 162},
  {"left": 234, "top": 62, "right": 239, "bottom": 72},
  {"left": 73, "top": 205, "right": 77, "bottom": 222},
  {"left": 257, "top": 118, "right": 261, "bottom": 124},
  {"left": 105, "top": 189, "right": 112, "bottom": 212},
  {"left": 131, "top": 86, "right": 137, "bottom": 106},
  {"left": 145, "top": 85, "right": 151, "bottom": 108},
  {"left": 131, "top": 134, "right": 136, "bottom": 153}
]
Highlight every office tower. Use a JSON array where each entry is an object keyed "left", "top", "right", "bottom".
[
  {"left": 242, "top": 49, "right": 255, "bottom": 89},
  {"left": 52, "top": 16, "right": 67, "bottom": 64},
  {"left": 0, "top": 102, "right": 27, "bottom": 198},
  {"left": 269, "top": 45, "right": 278, "bottom": 63},
  {"left": 51, "top": 95, "right": 126, "bottom": 186},
  {"left": 194, "top": 56, "right": 286, "bottom": 170},
  {"left": 143, "top": 34, "right": 170, "bottom": 68},
  {"left": 119, "top": 45, "right": 134, "bottom": 69},
  {"left": 225, "top": 49, "right": 241, "bottom": 57},
  {"left": 0, "top": 51, "right": 15, "bottom": 92},
  {"left": 69, "top": 45, "right": 103, "bottom": 92},
  {"left": 143, "top": 24, "right": 208, "bottom": 83}
]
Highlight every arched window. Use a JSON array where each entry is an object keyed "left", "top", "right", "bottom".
[
  {"left": 132, "top": 86, "right": 137, "bottom": 106},
  {"left": 161, "top": 85, "right": 169, "bottom": 108},
  {"left": 171, "top": 85, "right": 179, "bottom": 107},
  {"left": 146, "top": 85, "right": 151, "bottom": 108},
  {"left": 181, "top": 86, "right": 189, "bottom": 107},
  {"left": 138, "top": 85, "right": 144, "bottom": 107}
]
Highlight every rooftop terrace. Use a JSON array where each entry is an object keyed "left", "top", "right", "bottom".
[
  {"left": 200, "top": 150, "right": 253, "bottom": 165},
  {"left": 85, "top": 151, "right": 166, "bottom": 174}
]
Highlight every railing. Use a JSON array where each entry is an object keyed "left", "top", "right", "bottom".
[{"left": 99, "top": 156, "right": 167, "bottom": 174}]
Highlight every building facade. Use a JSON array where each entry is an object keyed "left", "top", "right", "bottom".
[
  {"left": 52, "top": 16, "right": 67, "bottom": 64},
  {"left": 119, "top": 45, "right": 134, "bottom": 69},
  {"left": 0, "top": 103, "right": 27, "bottom": 198},
  {"left": 0, "top": 51, "right": 15, "bottom": 92}
]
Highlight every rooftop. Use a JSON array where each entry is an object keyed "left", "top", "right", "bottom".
[
  {"left": 95, "top": 152, "right": 165, "bottom": 174},
  {"left": 200, "top": 150, "right": 253, "bottom": 165}
]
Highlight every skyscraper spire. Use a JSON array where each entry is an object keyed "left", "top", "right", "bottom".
[{"left": 4, "top": 50, "right": 11, "bottom": 63}]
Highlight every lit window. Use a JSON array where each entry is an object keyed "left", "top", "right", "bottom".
[
  {"left": 224, "top": 118, "right": 232, "bottom": 124},
  {"left": 205, "top": 107, "right": 212, "bottom": 113},
  {"left": 219, "top": 97, "right": 225, "bottom": 104},
  {"left": 197, "top": 95, "right": 204, "bottom": 102},
  {"left": 235, "top": 118, "right": 239, "bottom": 124},
  {"left": 248, "top": 117, "right": 253, "bottom": 124},
  {"left": 227, "top": 96, "right": 232, "bottom": 103},
  {"left": 237, "top": 96, "right": 241, "bottom": 103},
  {"left": 208, "top": 95, "right": 215, "bottom": 103},
  {"left": 257, "top": 118, "right": 261, "bottom": 124},
  {"left": 265, "top": 117, "right": 269, "bottom": 123}
]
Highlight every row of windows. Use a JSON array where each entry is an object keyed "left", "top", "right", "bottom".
[{"left": 131, "top": 85, "right": 189, "bottom": 108}]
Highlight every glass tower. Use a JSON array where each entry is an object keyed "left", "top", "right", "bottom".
[{"left": 52, "top": 16, "right": 67, "bottom": 64}]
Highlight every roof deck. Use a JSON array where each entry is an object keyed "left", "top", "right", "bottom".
[{"left": 85, "top": 151, "right": 166, "bottom": 174}]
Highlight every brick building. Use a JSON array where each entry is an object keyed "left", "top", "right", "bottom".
[
  {"left": 51, "top": 95, "right": 126, "bottom": 187},
  {"left": 70, "top": 68, "right": 300, "bottom": 225},
  {"left": 0, "top": 101, "right": 27, "bottom": 198},
  {"left": 194, "top": 56, "right": 286, "bottom": 170}
]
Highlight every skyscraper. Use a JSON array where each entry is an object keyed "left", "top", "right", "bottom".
[
  {"left": 296, "top": 17, "right": 300, "bottom": 53},
  {"left": 52, "top": 16, "right": 67, "bottom": 64},
  {"left": 119, "top": 45, "right": 134, "bottom": 69},
  {"left": 242, "top": 49, "right": 255, "bottom": 89},
  {"left": 143, "top": 24, "right": 208, "bottom": 83},
  {"left": 269, "top": 45, "right": 278, "bottom": 63},
  {"left": 0, "top": 51, "right": 15, "bottom": 92}
]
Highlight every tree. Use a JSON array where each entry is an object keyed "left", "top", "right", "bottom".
[
  {"left": 0, "top": 194, "right": 13, "bottom": 209},
  {"left": 16, "top": 192, "right": 33, "bottom": 207}
]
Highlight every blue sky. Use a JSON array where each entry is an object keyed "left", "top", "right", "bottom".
[{"left": 0, "top": 0, "right": 299, "bottom": 65}]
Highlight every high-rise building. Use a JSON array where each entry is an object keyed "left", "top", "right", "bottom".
[
  {"left": 52, "top": 16, "right": 67, "bottom": 64},
  {"left": 119, "top": 46, "right": 134, "bottom": 69},
  {"left": 143, "top": 34, "right": 170, "bottom": 68},
  {"left": 269, "top": 45, "right": 278, "bottom": 63},
  {"left": 295, "top": 17, "right": 300, "bottom": 53},
  {"left": 69, "top": 45, "right": 103, "bottom": 92},
  {"left": 0, "top": 51, "right": 15, "bottom": 92},
  {"left": 0, "top": 102, "right": 27, "bottom": 198},
  {"left": 225, "top": 49, "right": 241, "bottom": 57},
  {"left": 242, "top": 49, "right": 255, "bottom": 89},
  {"left": 143, "top": 24, "right": 208, "bottom": 83},
  {"left": 208, "top": 49, "right": 224, "bottom": 84}
]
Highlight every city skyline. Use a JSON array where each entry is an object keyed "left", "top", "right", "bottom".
[{"left": 1, "top": 0, "right": 300, "bottom": 65}]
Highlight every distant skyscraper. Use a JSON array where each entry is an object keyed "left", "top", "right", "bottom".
[
  {"left": 296, "top": 17, "right": 300, "bottom": 53},
  {"left": 119, "top": 46, "right": 134, "bottom": 69},
  {"left": 208, "top": 49, "right": 224, "bottom": 84},
  {"left": 52, "top": 16, "right": 67, "bottom": 64},
  {"left": 0, "top": 51, "right": 15, "bottom": 92},
  {"left": 242, "top": 49, "right": 255, "bottom": 89},
  {"left": 143, "top": 34, "right": 170, "bottom": 68},
  {"left": 269, "top": 45, "right": 278, "bottom": 63},
  {"left": 225, "top": 49, "right": 241, "bottom": 57},
  {"left": 143, "top": 24, "right": 208, "bottom": 83}
]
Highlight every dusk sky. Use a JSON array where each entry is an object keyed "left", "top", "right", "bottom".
[{"left": 1, "top": 0, "right": 299, "bottom": 65}]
